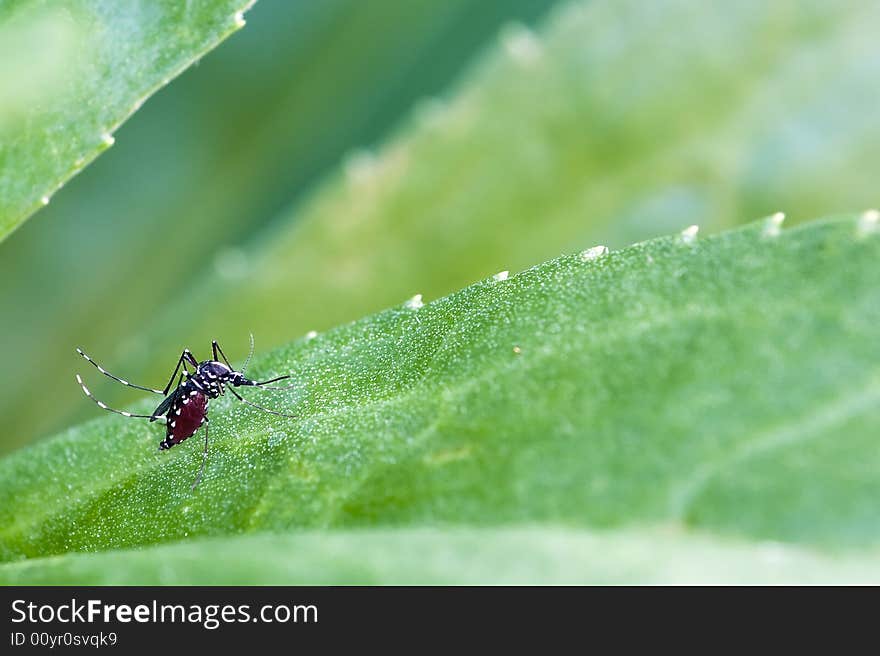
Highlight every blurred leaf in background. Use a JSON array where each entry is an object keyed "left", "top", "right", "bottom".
[
  {"left": 138, "top": 1, "right": 880, "bottom": 406},
  {"left": 0, "top": 6, "right": 81, "bottom": 135},
  {"left": 0, "top": 0, "right": 254, "bottom": 239},
  {"left": 2, "top": 0, "right": 878, "bottom": 455},
  {"left": 0, "top": 0, "right": 555, "bottom": 453}
]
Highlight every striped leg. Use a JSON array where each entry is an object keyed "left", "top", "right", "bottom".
[
  {"left": 76, "top": 348, "right": 164, "bottom": 394},
  {"left": 75, "top": 375, "right": 165, "bottom": 421}
]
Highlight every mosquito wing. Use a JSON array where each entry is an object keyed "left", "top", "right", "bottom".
[{"left": 150, "top": 389, "right": 179, "bottom": 421}]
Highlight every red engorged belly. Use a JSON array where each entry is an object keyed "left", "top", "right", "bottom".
[{"left": 169, "top": 392, "right": 207, "bottom": 445}]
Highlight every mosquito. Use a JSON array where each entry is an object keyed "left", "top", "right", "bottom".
[{"left": 75, "top": 336, "right": 295, "bottom": 489}]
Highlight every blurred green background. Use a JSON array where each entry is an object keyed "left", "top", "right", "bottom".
[
  {"left": 0, "top": 0, "right": 554, "bottom": 452},
  {"left": 1, "top": 0, "right": 879, "bottom": 456}
]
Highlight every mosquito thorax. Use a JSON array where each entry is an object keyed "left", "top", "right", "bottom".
[{"left": 198, "top": 361, "right": 232, "bottom": 377}]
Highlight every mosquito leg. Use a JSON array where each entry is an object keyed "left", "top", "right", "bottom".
[
  {"left": 191, "top": 418, "right": 210, "bottom": 491},
  {"left": 163, "top": 349, "right": 200, "bottom": 395},
  {"left": 75, "top": 375, "right": 165, "bottom": 420},
  {"left": 227, "top": 386, "right": 297, "bottom": 419},
  {"left": 76, "top": 348, "right": 164, "bottom": 394},
  {"left": 212, "top": 340, "right": 234, "bottom": 369},
  {"left": 163, "top": 351, "right": 186, "bottom": 394}
]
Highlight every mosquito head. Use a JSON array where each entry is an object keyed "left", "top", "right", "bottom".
[{"left": 227, "top": 370, "right": 255, "bottom": 387}]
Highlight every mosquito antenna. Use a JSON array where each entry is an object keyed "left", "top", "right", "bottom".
[
  {"left": 227, "top": 386, "right": 298, "bottom": 419},
  {"left": 191, "top": 421, "right": 210, "bottom": 490},
  {"left": 241, "top": 333, "right": 255, "bottom": 375}
]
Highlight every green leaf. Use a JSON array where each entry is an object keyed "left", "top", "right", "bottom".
[
  {"left": 130, "top": 0, "right": 880, "bottom": 413},
  {"left": 6, "top": 0, "right": 880, "bottom": 456},
  {"left": 4, "top": 527, "right": 880, "bottom": 585},
  {"left": 0, "top": 0, "right": 553, "bottom": 455},
  {"left": 1, "top": 216, "right": 878, "bottom": 578},
  {"left": 0, "top": 0, "right": 255, "bottom": 242}
]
